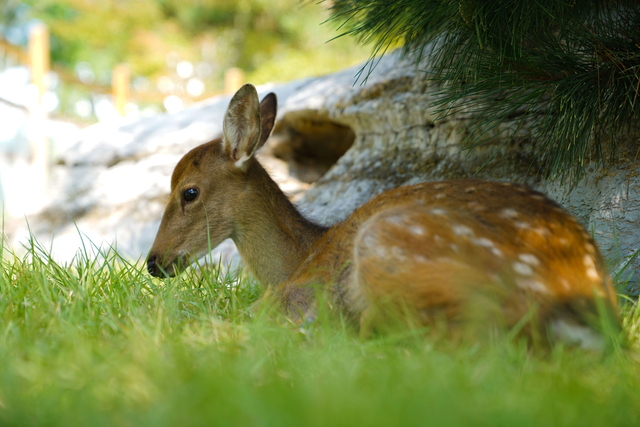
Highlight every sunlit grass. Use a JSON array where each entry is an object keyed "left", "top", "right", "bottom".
[{"left": 1, "top": 230, "right": 640, "bottom": 426}]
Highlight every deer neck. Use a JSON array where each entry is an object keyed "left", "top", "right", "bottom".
[{"left": 231, "top": 162, "right": 328, "bottom": 287}]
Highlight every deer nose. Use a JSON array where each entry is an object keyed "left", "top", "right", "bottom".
[{"left": 147, "top": 256, "right": 158, "bottom": 276}]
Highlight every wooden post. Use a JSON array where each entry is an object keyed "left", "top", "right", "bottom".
[
  {"left": 224, "top": 67, "right": 244, "bottom": 94},
  {"left": 27, "top": 24, "right": 50, "bottom": 205},
  {"left": 28, "top": 24, "right": 49, "bottom": 105},
  {"left": 112, "top": 64, "right": 130, "bottom": 116}
]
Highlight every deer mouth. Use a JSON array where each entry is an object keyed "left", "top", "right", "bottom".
[{"left": 146, "top": 251, "right": 189, "bottom": 278}]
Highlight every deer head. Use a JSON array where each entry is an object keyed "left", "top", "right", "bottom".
[{"left": 147, "top": 84, "right": 277, "bottom": 277}]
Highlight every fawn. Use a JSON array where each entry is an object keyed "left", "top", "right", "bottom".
[{"left": 147, "top": 84, "right": 618, "bottom": 348}]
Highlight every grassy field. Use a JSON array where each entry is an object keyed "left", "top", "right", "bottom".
[{"left": 1, "top": 233, "right": 640, "bottom": 426}]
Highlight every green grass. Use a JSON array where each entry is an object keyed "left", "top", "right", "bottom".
[{"left": 1, "top": 232, "right": 640, "bottom": 426}]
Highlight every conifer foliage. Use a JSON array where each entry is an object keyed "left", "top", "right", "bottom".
[{"left": 330, "top": 0, "right": 640, "bottom": 180}]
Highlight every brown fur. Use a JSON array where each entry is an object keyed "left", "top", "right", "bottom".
[{"left": 148, "top": 84, "right": 618, "bottom": 344}]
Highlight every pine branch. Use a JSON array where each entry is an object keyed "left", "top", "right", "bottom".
[{"left": 329, "top": 0, "right": 640, "bottom": 181}]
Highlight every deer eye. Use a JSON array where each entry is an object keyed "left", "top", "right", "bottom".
[{"left": 182, "top": 188, "right": 199, "bottom": 202}]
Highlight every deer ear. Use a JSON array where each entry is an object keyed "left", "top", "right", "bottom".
[
  {"left": 255, "top": 92, "right": 277, "bottom": 152},
  {"left": 223, "top": 84, "right": 262, "bottom": 170}
]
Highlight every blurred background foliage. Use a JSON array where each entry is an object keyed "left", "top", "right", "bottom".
[{"left": 0, "top": 0, "right": 369, "bottom": 120}]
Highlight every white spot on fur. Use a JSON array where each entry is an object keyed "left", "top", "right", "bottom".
[
  {"left": 472, "top": 237, "right": 504, "bottom": 258},
  {"left": 362, "top": 234, "right": 377, "bottom": 248},
  {"left": 452, "top": 225, "right": 473, "bottom": 237},
  {"left": 558, "top": 238, "right": 570, "bottom": 246},
  {"left": 450, "top": 244, "right": 460, "bottom": 253},
  {"left": 385, "top": 215, "right": 404, "bottom": 226},
  {"left": 375, "top": 247, "right": 387, "bottom": 258},
  {"left": 560, "top": 278, "right": 570, "bottom": 290},
  {"left": 467, "top": 202, "right": 484, "bottom": 210},
  {"left": 513, "top": 262, "right": 533, "bottom": 276},
  {"left": 414, "top": 255, "right": 428, "bottom": 263},
  {"left": 409, "top": 225, "right": 425, "bottom": 236},
  {"left": 530, "top": 194, "right": 545, "bottom": 200},
  {"left": 518, "top": 254, "right": 540, "bottom": 266},
  {"left": 517, "top": 279, "right": 549, "bottom": 294},
  {"left": 434, "top": 194, "right": 446, "bottom": 200},
  {"left": 359, "top": 233, "right": 385, "bottom": 258},
  {"left": 515, "top": 221, "right": 530, "bottom": 230},
  {"left": 583, "top": 254, "right": 595, "bottom": 268},
  {"left": 534, "top": 227, "right": 550, "bottom": 237},
  {"left": 464, "top": 187, "right": 476, "bottom": 193},
  {"left": 586, "top": 268, "right": 600, "bottom": 280},
  {"left": 500, "top": 208, "right": 518, "bottom": 219},
  {"left": 391, "top": 246, "right": 405, "bottom": 260},
  {"left": 473, "top": 237, "right": 495, "bottom": 248},
  {"left": 430, "top": 208, "right": 447, "bottom": 215}
]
